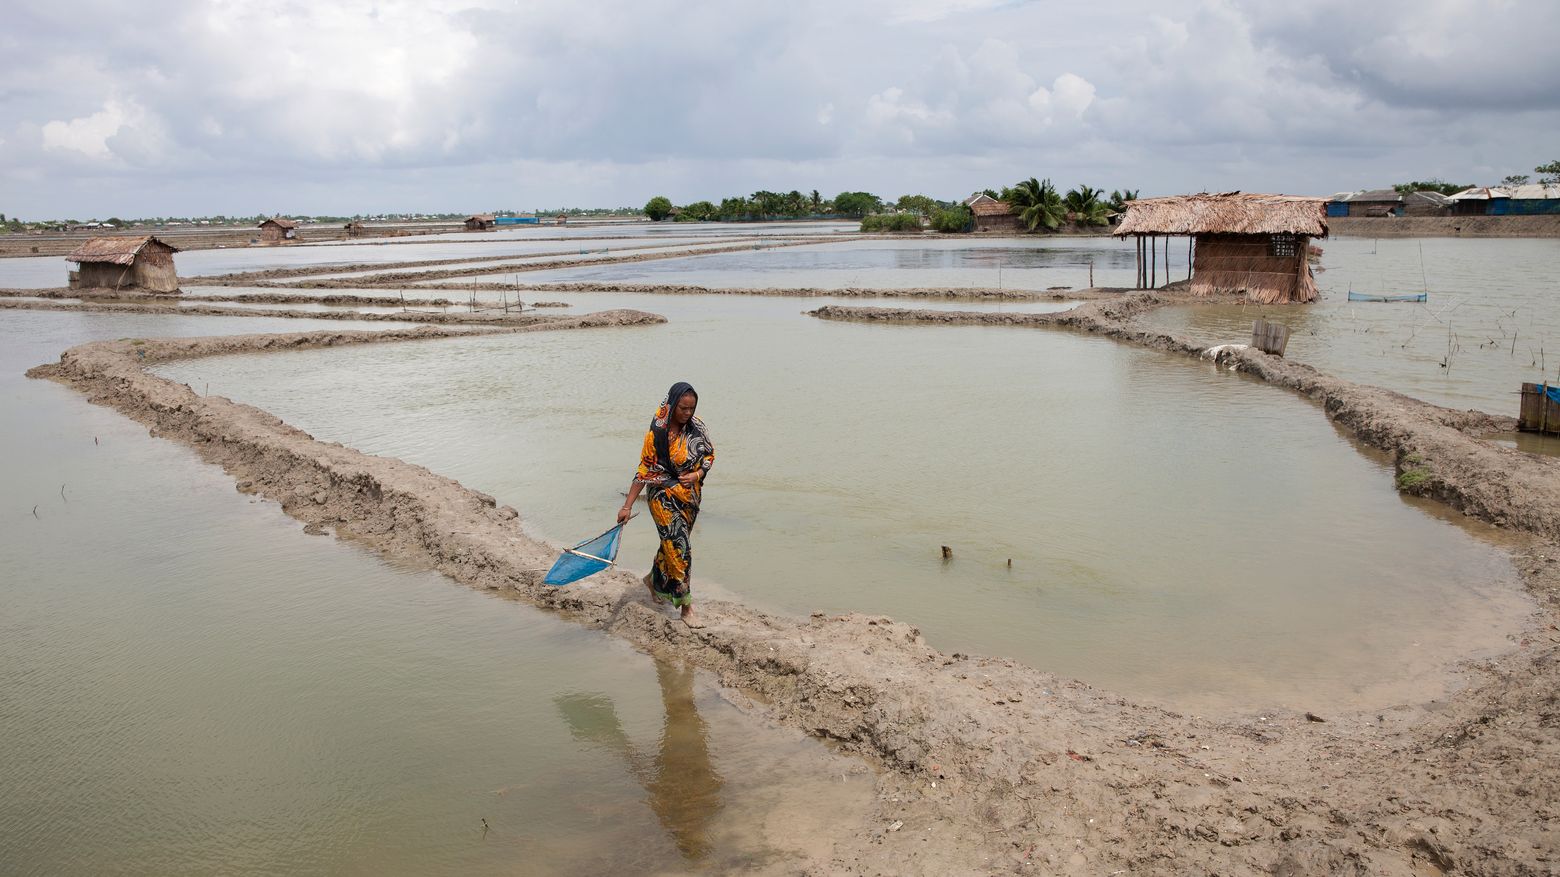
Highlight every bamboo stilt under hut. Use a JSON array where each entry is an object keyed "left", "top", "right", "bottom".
[{"left": 1113, "top": 193, "right": 1328, "bottom": 304}]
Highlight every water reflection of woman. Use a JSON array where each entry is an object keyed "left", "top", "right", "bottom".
[
  {"left": 618, "top": 381, "right": 715, "bottom": 628},
  {"left": 555, "top": 660, "right": 724, "bottom": 862}
]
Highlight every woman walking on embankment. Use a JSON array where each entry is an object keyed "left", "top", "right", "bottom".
[{"left": 618, "top": 381, "right": 715, "bottom": 628}]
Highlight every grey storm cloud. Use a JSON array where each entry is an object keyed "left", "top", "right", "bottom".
[{"left": 0, "top": 0, "right": 1555, "bottom": 217}]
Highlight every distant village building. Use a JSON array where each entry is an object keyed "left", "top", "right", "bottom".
[
  {"left": 465, "top": 214, "right": 496, "bottom": 231},
  {"left": 1400, "top": 191, "right": 1451, "bottom": 216},
  {"left": 1343, "top": 189, "right": 1402, "bottom": 218},
  {"left": 343, "top": 220, "right": 366, "bottom": 238},
  {"left": 556, "top": 214, "right": 568, "bottom": 225},
  {"left": 1330, "top": 189, "right": 1451, "bottom": 218},
  {"left": 65, "top": 236, "right": 181, "bottom": 293},
  {"left": 1449, "top": 184, "right": 1560, "bottom": 216},
  {"left": 1449, "top": 187, "right": 1500, "bottom": 216},
  {"left": 257, "top": 217, "right": 299, "bottom": 242},
  {"left": 1113, "top": 192, "right": 1328, "bottom": 305},
  {"left": 964, "top": 193, "right": 1018, "bottom": 232}
]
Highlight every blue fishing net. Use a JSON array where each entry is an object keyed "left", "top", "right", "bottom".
[{"left": 543, "top": 523, "right": 625, "bottom": 586}]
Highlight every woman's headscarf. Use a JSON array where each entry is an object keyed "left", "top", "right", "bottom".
[{"left": 650, "top": 381, "right": 708, "bottom": 481}]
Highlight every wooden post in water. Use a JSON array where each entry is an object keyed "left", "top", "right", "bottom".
[
  {"left": 1519, "top": 383, "right": 1560, "bottom": 435},
  {"left": 1150, "top": 234, "right": 1157, "bottom": 288},
  {"left": 1251, "top": 318, "right": 1291, "bottom": 357}
]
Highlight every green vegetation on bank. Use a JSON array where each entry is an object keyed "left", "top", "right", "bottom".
[{"left": 646, "top": 179, "right": 1139, "bottom": 235}]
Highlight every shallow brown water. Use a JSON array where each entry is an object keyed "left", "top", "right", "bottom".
[
  {"left": 0, "top": 311, "right": 871, "bottom": 876},
  {"left": 1138, "top": 236, "right": 1560, "bottom": 415},
  {"left": 158, "top": 295, "right": 1533, "bottom": 713}
]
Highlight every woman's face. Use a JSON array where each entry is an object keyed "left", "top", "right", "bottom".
[{"left": 671, "top": 392, "right": 698, "bottom": 426}]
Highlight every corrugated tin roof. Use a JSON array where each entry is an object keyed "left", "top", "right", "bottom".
[
  {"left": 1449, "top": 187, "right": 1500, "bottom": 201},
  {"left": 1405, "top": 191, "right": 1452, "bottom": 205},
  {"left": 259, "top": 217, "right": 299, "bottom": 229},
  {"left": 1503, "top": 183, "right": 1560, "bottom": 200},
  {"left": 64, "top": 235, "right": 180, "bottom": 265},
  {"left": 1345, "top": 189, "right": 1402, "bottom": 203},
  {"left": 1113, "top": 193, "right": 1327, "bottom": 237}
]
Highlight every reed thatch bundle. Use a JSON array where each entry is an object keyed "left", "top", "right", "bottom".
[
  {"left": 65, "top": 235, "right": 180, "bottom": 266},
  {"left": 1112, "top": 192, "right": 1327, "bottom": 237}
]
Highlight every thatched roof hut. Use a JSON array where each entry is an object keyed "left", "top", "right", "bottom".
[
  {"left": 465, "top": 214, "right": 496, "bottom": 231},
  {"left": 65, "top": 235, "right": 181, "bottom": 293},
  {"left": 1113, "top": 193, "right": 1328, "bottom": 304},
  {"left": 258, "top": 217, "right": 299, "bottom": 242},
  {"left": 966, "top": 194, "right": 1018, "bottom": 233},
  {"left": 343, "top": 220, "right": 367, "bottom": 237}
]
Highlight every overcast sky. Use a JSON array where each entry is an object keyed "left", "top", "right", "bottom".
[{"left": 2, "top": 0, "right": 1555, "bottom": 218}]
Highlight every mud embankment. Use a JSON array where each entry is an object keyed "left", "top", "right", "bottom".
[
  {"left": 0, "top": 297, "right": 571, "bottom": 326},
  {"left": 1329, "top": 215, "right": 1560, "bottom": 238},
  {"left": 416, "top": 281, "right": 1108, "bottom": 300},
  {"left": 810, "top": 297, "right": 1560, "bottom": 543},
  {"left": 189, "top": 236, "right": 761, "bottom": 284},
  {"left": 218, "top": 237, "right": 833, "bottom": 289},
  {"left": 0, "top": 287, "right": 457, "bottom": 307},
  {"left": 28, "top": 307, "right": 1560, "bottom": 874}
]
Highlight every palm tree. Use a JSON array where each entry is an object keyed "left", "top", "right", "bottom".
[
  {"left": 1108, "top": 189, "right": 1139, "bottom": 214},
  {"left": 1007, "top": 178, "right": 1065, "bottom": 232},
  {"left": 1063, "top": 185, "right": 1111, "bottom": 227}
]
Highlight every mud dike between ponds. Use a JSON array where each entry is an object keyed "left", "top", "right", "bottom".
[{"left": 26, "top": 301, "right": 1560, "bottom": 874}]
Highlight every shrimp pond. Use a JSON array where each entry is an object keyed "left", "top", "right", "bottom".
[{"left": 1, "top": 228, "right": 1551, "bottom": 873}]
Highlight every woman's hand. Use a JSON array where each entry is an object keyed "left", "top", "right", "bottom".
[
  {"left": 616, "top": 505, "right": 633, "bottom": 525},
  {"left": 677, "top": 469, "right": 702, "bottom": 488}
]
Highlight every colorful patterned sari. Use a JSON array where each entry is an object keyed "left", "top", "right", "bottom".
[{"left": 635, "top": 384, "right": 715, "bottom": 607}]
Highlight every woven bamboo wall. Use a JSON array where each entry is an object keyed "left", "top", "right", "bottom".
[{"left": 1190, "top": 233, "right": 1316, "bottom": 304}]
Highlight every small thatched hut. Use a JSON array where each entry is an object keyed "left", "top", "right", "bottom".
[
  {"left": 1113, "top": 193, "right": 1328, "bottom": 304},
  {"left": 465, "top": 214, "right": 495, "bottom": 231},
  {"left": 66, "top": 236, "right": 181, "bottom": 293},
  {"left": 343, "top": 220, "right": 367, "bottom": 238},
  {"left": 965, "top": 194, "right": 1018, "bottom": 232},
  {"left": 258, "top": 217, "right": 299, "bottom": 242}
]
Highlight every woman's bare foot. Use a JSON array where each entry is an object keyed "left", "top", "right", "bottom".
[
  {"left": 643, "top": 573, "right": 666, "bottom": 605},
  {"left": 680, "top": 605, "right": 705, "bottom": 628}
]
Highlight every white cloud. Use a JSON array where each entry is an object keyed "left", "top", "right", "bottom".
[
  {"left": 0, "top": 0, "right": 1554, "bottom": 216},
  {"left": 41, "top": 100, "right": 130, "bottom": 158}
]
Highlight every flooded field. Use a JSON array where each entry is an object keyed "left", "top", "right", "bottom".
[
  {"left": 1140, "top": 236, "right": 1560, "bottom": 414},
  {"left": 0, "top": 311, "right": 871, "bottom": 876},
  {"left": 4, "top": 229, "right": 1554, "bottom": 873},
  {"left": 157, "top": 294, "right": 1531, "bottom": 713},
  {"left": 0, "top": 223, "right": 854, "bottom": 288},
  {"left": 483, "top": 236, "right": 1170, "bottom": 290}
]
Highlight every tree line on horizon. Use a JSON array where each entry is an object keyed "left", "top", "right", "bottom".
[{"left": 644, "top": 182, "right": 1140, "bottom": 233}]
